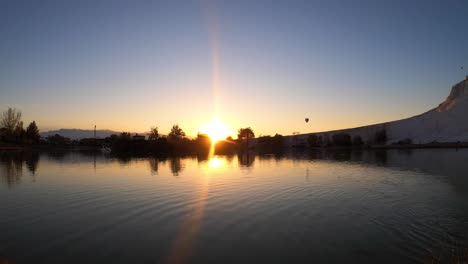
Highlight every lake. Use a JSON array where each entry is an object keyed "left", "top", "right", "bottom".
[{"left": 0, "top": 149, "right": 467, "bottom": 263}]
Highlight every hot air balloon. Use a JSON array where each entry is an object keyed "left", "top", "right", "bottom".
[{"left": 305, "top": 118, "right": 309, "bottom": 123}]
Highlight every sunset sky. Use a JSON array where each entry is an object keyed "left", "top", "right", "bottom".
[{"left": 1, "top": 0, "right": 468, "bottom": 137}]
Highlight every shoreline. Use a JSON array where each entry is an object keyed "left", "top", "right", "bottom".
[
  {"left": 0, "top": 144, "right": 101, "bottom": 152},
  {"left": 2, "top": 142, "right": 468, "bottom": 152},
  {"left": 369, "top": 142, "right": 468, "bottom": 149}
]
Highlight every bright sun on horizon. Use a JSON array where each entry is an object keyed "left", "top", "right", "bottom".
[{"left": 199, "top": 119, "right": 232, "bottom": 143}]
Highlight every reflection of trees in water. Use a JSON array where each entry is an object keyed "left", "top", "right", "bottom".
[
  {"left": 0, "top": 151, "right": 40, "bottom": 187},
  {"left": 225, "top": 154, "right": 235, "bottom": 164},
  {"left": 329, "top": 149, "right": 352, "bottom": 161},
  {"left": 351, "top": 150, "right": 364, "bottom": 161},
  {"left": 46, "top": 151, "right": 68, "bottom": 162},
  {"left": 170, "top": 157, "right": 183, "bottom": 176},
  {"left": 274, "top": 151, "right": 285, "bottom": 161},
  {"left": 307, "top": 149, "right": 365, "bottom": 163},
  {"left": 308, "top": 150, "right": 326, "bottom": 160},
  {"left": 115, "top": 154, "right": 132, "bottom": 164},
  {"left": 238, "top": 151, "right": 255, "bottom": 167},
  {"left": 148, "top": 158, "right": 159, "bottom": 175},
  {"left": 289, "top": 148, "right": 307, "bottom": 160},
  {"left": 196, "top": 153, "right": 209, "bottom": 163},
  {"left": 76, "top": 149, "right": 101, "bottom": 157},
  {"left": 374, "top": 150, "right": 388, "bottom": 165},
  {"left": 0, "top": 154, "right": 23, "bottom": 186},
  {"left": 396, "top": 148, "right": 413, "bottom": 157},
  {"left": 24, "top": 151, "right": 40, "bottom": 175},
  {"left": 257, "top": 151, "right": 285, "bottom": 163}
]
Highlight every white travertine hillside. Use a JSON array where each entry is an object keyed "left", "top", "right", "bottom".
[{"left": 284, "top": 77, "right": 468, "bottom": 146}]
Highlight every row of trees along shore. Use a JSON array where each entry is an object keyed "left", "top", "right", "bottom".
[
  {"left": 0, "top": 107, "right": 259, "bottom": 156},
  {"left": 2, "top": 107, "right": 395, "bottom": 154},
  {"left": 109, "top": 127, "right": 393, "bottom": 156},
  {"left": 0, "top": 108, "right": 40, "bottom": 144},
  {"left": 307, "top": 130, "right": 390, "bottom": 148},
  {"left": 0, "top": 108, "right": 255, "bottom": 154},
  {"left": 109, "top": 126, "right": 257, "bottom": 156}
]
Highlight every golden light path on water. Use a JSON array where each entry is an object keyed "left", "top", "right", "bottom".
[
  {"left": 165, "top": 4, "right": 222, "bottom": 263},
  {"left": 164, "top": 169, "right": 211, "bottom": 264},
  {"left": 164, "top": 143, "right": 219, "bottom": 264}
]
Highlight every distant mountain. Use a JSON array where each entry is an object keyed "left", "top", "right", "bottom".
[{"left": 40, "top": 129, "right": 123, "bottom": 139}]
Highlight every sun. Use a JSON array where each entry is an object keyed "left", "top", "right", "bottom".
[{"left": 199, "top": 119, "right": 231, "bottom": 143}]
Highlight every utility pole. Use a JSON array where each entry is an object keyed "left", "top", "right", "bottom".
[{"left": 94, "top": 125, "right": 96, "bottom": 139}]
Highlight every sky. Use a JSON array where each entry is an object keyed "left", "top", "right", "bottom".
[{"left": 1, "top": 0, "right": 468, "bottom": 137}]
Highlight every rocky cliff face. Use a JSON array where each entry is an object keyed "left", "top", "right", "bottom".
[
  {"left": 437, "top": 76, "right": 468, "bottom": 112},
  {"left": 285, "top": 77, "right": 468, "bottom": 146},
  {"left": 399, "top": 76, "right": 468, "bottom": 143}
]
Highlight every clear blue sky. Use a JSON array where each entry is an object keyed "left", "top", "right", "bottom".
[{"left": 1, "top": 0, "right": 467, "bottom": 136}]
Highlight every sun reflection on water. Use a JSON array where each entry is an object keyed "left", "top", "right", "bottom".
[
  {"left": 165, "top": 146, "right": 223, "bottom": 263},
  {"left": 208, "top": 156, "right": 223, "bottom": 169}
]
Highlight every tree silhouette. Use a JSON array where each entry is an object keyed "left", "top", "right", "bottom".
[
  {"left": 168, "top": 124, "right": 186, "bottom": 140},
  {"left": 237, "top": 127, "right": 255, "bottom": 140},
  {"left": 25, "top": 121, "right": 40, "bottom": 144},
  {"left": 14, "top": 121, "right": 25, "bottom": 143},
  {"left": 148, "top": 127, "right": 159, "bottom": 141},
  {"left": 1, "top": 108, "right": 22, "bottom": 136},
  {"left": 332, "top": 133, "right": 351, "bottom": 146},
  {"left": 237, "top": 127, "right": 255, "bottom": 148},
  {"left": 119, "top": 132, "right": 131, "bottom": 140},
  {"left": 308, "top": 134, "right": 321, "bottom": 147},
  {"left": 272, "top": 133, "right": 284, "bottom": 147},
  {"left": 375, "top": 129, "right": 387, "bottom": 144},
  {"left": 46, "top": 134, "right": 71, "bottom": 145},
  {"left": 353, "top": 135, "right": 364, "bottom": 146}
]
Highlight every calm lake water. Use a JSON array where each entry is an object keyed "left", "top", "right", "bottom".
[{"left": 0, "top": 149, "right": 467, "bottom": 263}]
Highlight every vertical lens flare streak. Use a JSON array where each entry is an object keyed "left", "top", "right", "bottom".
[
  {"left": 164, "top": 178, "right": 209, "bottom": 264},
  {"left": 207, "top": 0, "right": 221, "bottom": 121},
  {"left": 165, "top": 6, "right": 221, "bottom": 262}
]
